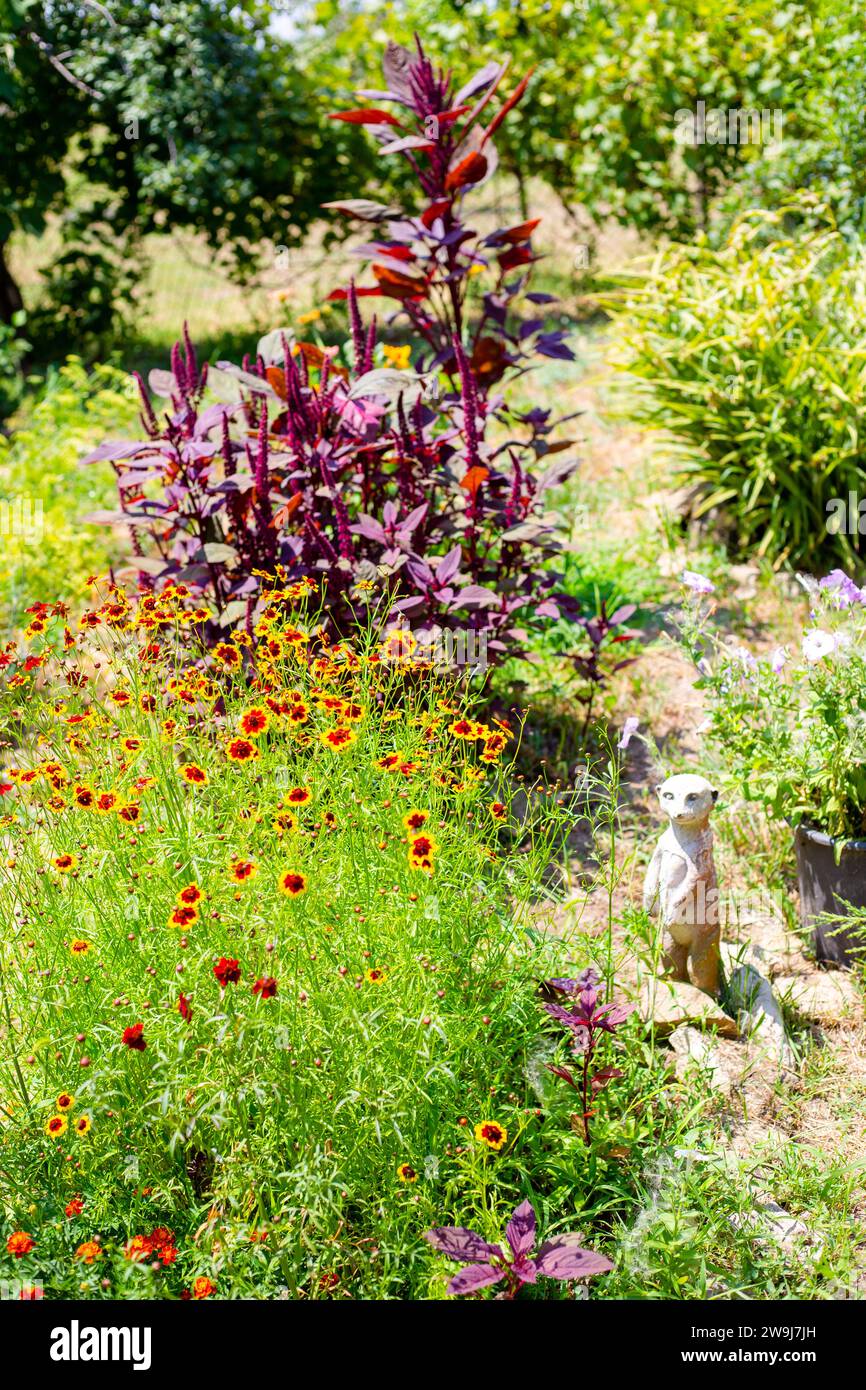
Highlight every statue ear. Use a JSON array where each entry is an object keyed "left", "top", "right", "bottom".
[{"left": 711, "top": 787, "right": 719, "bottom": 803}]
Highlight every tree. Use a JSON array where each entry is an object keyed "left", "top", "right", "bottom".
[{"left": 0, "top": 0, "right": 371, "bottom": 341}]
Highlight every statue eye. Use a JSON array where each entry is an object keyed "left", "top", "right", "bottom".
[{"left": 663, "top": 792, "right": 673, "bottom": 799}]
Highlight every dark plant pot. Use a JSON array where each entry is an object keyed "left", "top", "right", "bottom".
[{"left": 794, "top": 823, "right": 866, "bottom": 966}]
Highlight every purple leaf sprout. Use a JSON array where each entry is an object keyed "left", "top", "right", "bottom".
[
  {"left": 541, "top": 969, "right": 635, "bottom": 1144},
  {"left": 424, "top": 1198, "right": 613, "bottom": 1298}
]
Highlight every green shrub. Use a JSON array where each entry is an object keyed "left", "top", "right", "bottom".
[
  {"left": 0, "top": 358, "right": 136, "bottom": 629},
  {"left": 609, "top": 204, "right": 866, "bottom": 571}
]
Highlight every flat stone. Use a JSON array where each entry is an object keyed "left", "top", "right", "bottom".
[
  {"left": 774, "top": 971, "right": 862, "bottom": 1026},
  {"left": 726, "top": 903, "right": 799, "bottom": 976},
  {"left": 639, "top": 978, "right": 739, "bottom": 1038},
  {"left": 669, "top": 1024, "right": 733, "bottom": 1094}
]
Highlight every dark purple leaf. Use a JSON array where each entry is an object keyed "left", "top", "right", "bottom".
[
  {"left": 505, "top": 1200, "right": 536, "bottom": 1258},
  {"left": 535, "top": 1235, "right": 614, "bottom": 1280},
  {"left": 423, "top": 1227, "right": 502, "bottom": 1263}
]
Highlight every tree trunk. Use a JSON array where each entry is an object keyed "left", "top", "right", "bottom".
[{"left": 0, "top": 241, "right": 23, "bottom": 324}]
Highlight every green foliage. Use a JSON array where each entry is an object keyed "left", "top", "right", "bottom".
[
  {"left": 0, "top": 358, "right": 136, "bottom": 629},
  {"left": 0, "top": 310, "right": 29, "bottom": 420},
  {"left": 0, "top": 1, "right": 371, "bottom": 352},
  {"left": 677, "top": 574, "right": 866, "bottom": 839},
  {"left": 311, "top": 0, "right": 824, "bottom": 240},
  {"left": 608, "top": 204, "right": 866, "bottom": 570}
]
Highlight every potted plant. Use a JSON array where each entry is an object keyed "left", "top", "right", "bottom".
[{"left": 677, "top": 568, "right": 866, "bottom": 965}]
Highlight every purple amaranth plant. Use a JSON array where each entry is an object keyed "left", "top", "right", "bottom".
[
  {"left": 542, "top": 968, "right": 635, "bottom": 1145},
  {"left": 424, "top": 1198, "right": 612, "bottom": 1298},
  {"left": 81, "top": 37, "right": 592, "bottom": 668}
]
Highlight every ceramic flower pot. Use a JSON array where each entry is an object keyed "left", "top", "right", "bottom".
[{"left": 794, "top": 823, "right": 866, "bottom": 965}]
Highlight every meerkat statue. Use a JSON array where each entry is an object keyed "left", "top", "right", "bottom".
[{"left": 643, "top": 773, "right": 721, "bottom": 996}]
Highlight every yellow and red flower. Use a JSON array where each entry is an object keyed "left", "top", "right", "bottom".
[
  {"left": 278, "top": 870, "right": 308, "bottom": 897},
  {"left": 474, "top": 1120, "right": 508, "bottom": 1151}
]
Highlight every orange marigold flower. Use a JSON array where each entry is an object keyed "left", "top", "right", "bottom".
[
  {"left": 239, "top": 707, "right": 269, "bottom": 738},
  {"left": 278, "top": 870, "right": 308, "bottom": 897},
  {"left": 75, "top": 1240, "right": 102, "bottom": 1264},
  {"left": 179, "top": 763, "right": 208, "bottom": 785},
  {"left": 7, "top": 1231, "right": 35, "bottom": 1258},
  {"left": 65, "top": 1197, "right": 84, "bottom": 1218},
  {"left": 192, "top": 1276, "right": 216, "bottom": 1299},
  {"left": 125, "top": 1234, "right": 153, "bottom": 1261},
  {"left": 229, "top": 860, "right": 258, "bottom": 883},
  {"left": 226, "top": 738, "right": 259, "bottom": 763}
]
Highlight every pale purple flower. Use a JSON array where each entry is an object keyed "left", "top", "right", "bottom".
[
  {"left": 424, "top": 1199, "right": 613, "bottom": 1298},
  {"left": 617, "top": 716, "right": 639, "bottom": 750},
  {"left": 802, "top": 628, "right": 837, "bottom": 663},
  {"left": 769, "top": 646, "right": 788, "bottom": 674},
  {"left": 818, "top": 570, "right": 866, "bottom": 609},
  {"left": 681, "top": 569, "right": 714, "bottom": 594}
]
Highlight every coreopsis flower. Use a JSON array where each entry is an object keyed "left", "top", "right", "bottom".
[
  {"left": 239, "top": 707, "right": 269, "bottom": 737},
  {"left": 176, "top": 883, "right": 202, "bottom": 907},
  {"left": 320, "top": 726, "right": 356, "bottom": 751},
  {"left": 7, "top": 1231, "right": 35, "bottom": 1257},
  {"left": 227, "top": 738, "right": 259, "bottom": 763},
  {"left": 365, "top": 968, "right": 387, "bottom": 985},
  {"left": 229, "top": 860, "right": 258, "bottom": 883},
  {"left": 70, "top": 939, "right": 91, "bottom": 956},
  {"left": 122, "top": 1023, "right": 147, "bottom": 1051},
  {"left": 252, "top": 976, "right": 278, "bottom": 999},
  {"left": 51, "top": 853, "right": 77, "bottom": 873},
  {"left": 118, "top": 802, "right": 142, "bottom": 823},
  {"left": 490, "top": 802, "right": 506, "bottom": 820},
  {"left": 179, "top": 763, "right": 208, "bottom": 785},
  {"left": 73, "top": 784, "right": 95, "bottom": 810},
  {"left": 94, "top": 790, "right": 119, "bottom": 814},
  {"left": 213, "top": 956, "right": 241, "bottom": 987},
  {"left": 45, "top": 1114, "right": 68, "bottom": 1137},
  {"left": 169, "top": 905, "right": 198, "bottom": 929},
  {"left": 424, "top": 1199, "right": 612, "bottom": 1298},
  {"left": 284, "top": 787, "right": 311, "bottom": 805},
  {"left": 178, "top": 993, "right": 192, "bottom": 1022},
  {"left": 278, "top": 870, "right": 308, "bottom": 897},
  {"left": 402, "top": 808, "right": 429, "bottom": 831},
  {"left": 397, "top": 1163, "right": 418, "bottom": 1183},
  {"left": 474, "top": 1120, "right": 507, "bottom": 1151},
  {"left": 74, "top": 1115, "right": 92, "bottom": 1136},
  {"left": 56, "top": 1091, "right": 75, "bottom": 1111}
]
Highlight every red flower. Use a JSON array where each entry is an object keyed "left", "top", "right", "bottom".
[
  {"left": 7, "top": 1231, "right": 35, "bottom": 1257},
  {"left": 178, "top": 993, "right": 192, "bottom": 1022},
  {"left": 214, "top": 956, "right": 241, "bottom": 987},
  {"left": 122, "top": 1023, "right": 147, "bottom": 1051},
  {"left": 252, "top": 976, "right": 278, "bottom": 1000},
  {"left": 65, "top": 1197, "right": 84, "bottom": 1218}
]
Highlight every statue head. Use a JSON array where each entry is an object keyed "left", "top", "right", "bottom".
[{"left": 655, "top": 773, "right": 718, "bottom": 828}]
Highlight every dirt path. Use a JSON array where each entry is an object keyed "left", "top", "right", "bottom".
[{"left": 546, "top": 342, "right": 866, "bottom": 1284}]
